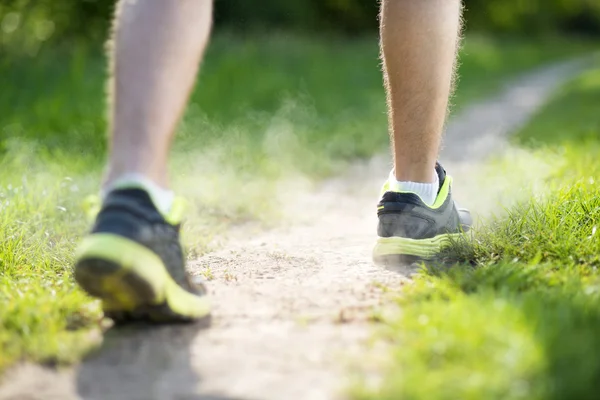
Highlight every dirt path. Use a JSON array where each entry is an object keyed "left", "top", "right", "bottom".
[{"left": 0, "top": 59, "right": 589, "bottom": 400}]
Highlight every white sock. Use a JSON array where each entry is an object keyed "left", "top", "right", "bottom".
[
  {"left": 103, "top": 174, "right": 175, "bottom": 216},
  {"left": 388, "top": 169, "right": 439, "bottom": 206}
]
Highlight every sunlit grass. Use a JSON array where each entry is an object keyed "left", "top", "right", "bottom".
[{"left": 354, "top": 67, "right": 600, "bottom": 400}]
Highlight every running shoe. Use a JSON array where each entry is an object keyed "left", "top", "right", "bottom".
[
  {"left": 373, "top": 162, "right": 472, "bottom": 264},
  {"left": 74, "top": 188, "right": 211, "bottom": 324}
]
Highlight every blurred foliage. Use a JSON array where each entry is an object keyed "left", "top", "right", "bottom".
[
  {"left": 465, "top": 0, "right": 600, "bottom": 35},
  {"left": 1, "top": 0, "right": 600, "bottom": 54},
  {"left": 0, "top": 0, "right": 109, "bottom": 54}
]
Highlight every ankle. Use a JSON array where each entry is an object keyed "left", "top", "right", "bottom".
[
  {"left": 388, "top": 168, "right": 439, "bottom": 206},
  {"left": 103, "top": 173, "right": 174, "bottom": 215}
]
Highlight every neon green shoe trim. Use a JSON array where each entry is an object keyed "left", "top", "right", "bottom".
[
  {"left": 430, "top": 176, "right": 451, "bottom": 209},
  {"left": 373, "top": 232, "right": 463, "bottom": 259},
  {"left": 164, "top": 197, "right": 187, "bottom": 226},
  {"left": 380, "top": 180, "right": 391, "bottom": 196},
  {"left": 378, "top": 176, "right": 452, "bottom": 210},
  {"left": 75, "top": 234, "right": 210, "bottom": 319},
  {"left": 82, "top": 195, "right": 101, "bottom": 222}
]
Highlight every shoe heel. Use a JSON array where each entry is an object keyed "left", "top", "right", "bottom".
[
  {"left": 75, "top": 258, "right": 162, "bottom": 312},
  {"left": 75, "top": 233, "right": 211, "bottom": 324}
]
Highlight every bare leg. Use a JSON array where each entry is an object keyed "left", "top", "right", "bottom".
[
  {"left": 74, "top": 0, "right": 214, "bottom": 324},
  {"left": 105, "top": 0, "right": 213, "bottom": 188},
  {"left": 380, "top": 0, "right": 462, "bottom": 183}
]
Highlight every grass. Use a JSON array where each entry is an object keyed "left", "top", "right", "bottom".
[
  {"left": 353, "top": 66, "right": 600, "bottom": 399},
  {"left": 0, "top": 33, "right": 597, "bottom": 373}
]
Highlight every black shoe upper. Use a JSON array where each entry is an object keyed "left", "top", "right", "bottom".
[
  {"left": 92, "top": 188, "right": 206, "bottom": 295},
  {"left": 377, "top": 163, "right": 471, "bottom": 240}
]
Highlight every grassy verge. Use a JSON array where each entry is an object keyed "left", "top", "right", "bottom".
[
  {"left": 353, "top": 66, "right": 600, "bottom": 399},
  {"left": 0, "top": 34, "right": 596, "bottom": 373}
]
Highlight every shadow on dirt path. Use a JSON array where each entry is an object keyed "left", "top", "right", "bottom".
[
  {"left": 0, "top": 324, "right": 249, "bottom": 400},
  {"left": 76, "top": 323, "right": 246, "bottom": 400}
]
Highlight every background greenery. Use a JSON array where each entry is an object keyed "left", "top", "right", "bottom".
[{"left": 1, "top": 0, "right": 600, "bottom": 54}]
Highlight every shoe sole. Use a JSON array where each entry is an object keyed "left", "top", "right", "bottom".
[
  {"left": 372, "top": 232, "right": 464, "bottom": 265},
  {"left": 74, "top": 234, "right": 211, "bottom": 324}
]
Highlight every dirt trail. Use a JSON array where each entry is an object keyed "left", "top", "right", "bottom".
[{"left": 0, "top": 59, "right": 589, "bottom": 400}]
